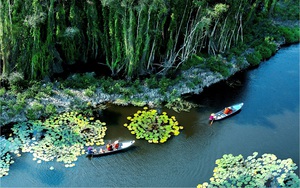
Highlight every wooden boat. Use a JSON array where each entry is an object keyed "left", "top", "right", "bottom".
[
  {"left": 210, "top": 103, "right": 244, "bottom": 122},
  {"left": 87, "top": 140, "right": 135, "bottom": 157}
]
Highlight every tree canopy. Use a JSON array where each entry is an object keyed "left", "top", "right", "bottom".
[{"left": 0, "top": 0, "right": 284, "bottom": 79}]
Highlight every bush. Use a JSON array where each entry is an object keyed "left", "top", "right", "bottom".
[
  {"left": 63, "top": 73, "right": 99, "bottom": 89},
  {"left": 158, "top": 77, "right": 171, "bottom": 94},
  {"left": 45, "top": 104, "right": 57, "bottom": 115},
  {"left": 8, "top": 72, "right": 28, "bottom": 92},
  {"left": 0, "top": 88, "right": 6, "bottom": 96},
  {"left": 279, "top": 26, "right": 300, "bottom": 44},
  {"left": 182, "top": 54, "right": 205, "bottom": 70},
  {"left": 246, "top": 50, "right": 262, "bottom": 66},
  {"left": 84, "top": 86, "right": 96, "bottom": 97},
  {"left": 145, "top": 76, "right": 158, "bottom": 89},
  {"left": 255, "top": 45, "right": 272, "bottom": 60},
  {"left": 206, "top": 56, "right": 231, "bottom": 77}
]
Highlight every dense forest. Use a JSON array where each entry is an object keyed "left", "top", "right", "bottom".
[{"left": 1, "top": 0, "right": 296, "bottom": 81}]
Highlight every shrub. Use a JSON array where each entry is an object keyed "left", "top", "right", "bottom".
[
  {"left": 64, "top": 89, "right": 75, "bottom": 96},
  {"left": 158, "top": 77, "right": 171, "bottom": 94},
  {"left": 0, "top": 88, "right": 6, "bottom": 96},
  {"left": 246, "top": 50, "right": 262, "bottom": 66},
  {"left": 40, "top": 83, "right": 54, "bottom": 95},
  {"left": 84, "top": 86, "right": 96, "bottom": 97},
  {"left": 255, "top": 45, "right": 272, "bottom": 60},
  {"left": 279, "top": 26, "right": 300, "bottom": 44},
  {"left": 182, "top": 54, "right": 205, "bottom": 70},
  {"left": 63, "top": 73, "right": 99, "bottom": 89},
  {"left": 45, "top": 104, "right": 57, "bottom": 115},
  {"left": 206, "top": 56, "right": 231, "bottom": 77},
  {"left": 145, "top": 76, "right": 158, "bottom": 89},
  {"left": 8, "top": 72, "right": 27, "bottom": 92}
]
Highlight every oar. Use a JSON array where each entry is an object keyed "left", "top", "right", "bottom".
[{"left": 210, "top": 119, "right": 214, "bottom": 126}]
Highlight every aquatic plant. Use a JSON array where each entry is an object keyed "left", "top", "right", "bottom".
[
  {"left": 124, "top": 107, "right": 183, "bottom": 144},
  {"left": 198, "top": 152, "right": 300, "bottom": 187},
  {"left": 9, "top": 111, "right": 107, "bottom": 168},
  {"left": 0, "top": 153, "right": 13, "bottom": 177},
  {"left": 0, "top": 138, "right": 15, "bottom": 177}
]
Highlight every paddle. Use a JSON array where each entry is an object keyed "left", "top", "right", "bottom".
[{"left": 210, "top": 119, "right": 214, "bottom": 126}]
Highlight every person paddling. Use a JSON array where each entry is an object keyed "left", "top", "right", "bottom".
[{"left": 209, "top": 113, "right": 216, "bottom": 125}]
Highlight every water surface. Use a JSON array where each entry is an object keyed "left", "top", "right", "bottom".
[{"left": 1, "top": 44, "right": 299, "bottom": 187}]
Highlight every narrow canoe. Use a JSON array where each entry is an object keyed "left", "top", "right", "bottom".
[
  {"left": 211, "top": 103, "right": 244, "bottom": 121},
  {"left": 87, "top": 140, "right": 135, "bottom": 157}
]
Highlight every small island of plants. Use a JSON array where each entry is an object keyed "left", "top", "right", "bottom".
[{"left": 124, "top": 107, "right": 183, "bottom": 144}]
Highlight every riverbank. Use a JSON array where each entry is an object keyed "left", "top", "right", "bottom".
[
  {"left": 0, "top": 45, "right": 280, "bottom": 126},
  {"left": 0, "top": 23, "right": 299, "bottom": 126}
]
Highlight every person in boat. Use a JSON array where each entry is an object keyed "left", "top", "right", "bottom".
[
  {"left": 106, "top": 143, "right": 113, "bottom": 151},
  {"left": 209, "top": 113, "right": 216, "bottom": 121},
  {"left": 224, "top": 107, "right": 232, "bottom": 114},
  {"left": 87, "top": 147, "right": 94, "bottom": 154},
  {"left": 113, "top": 140, "right": 119, "bottom": 149}
]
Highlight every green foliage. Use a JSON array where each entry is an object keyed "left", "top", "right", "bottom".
[
  {"left": 198, "top": 152, "right": 300, "bottom": 188},
  {"left": 63, "top": 89, "right": 75, "bottom": 97},
  {"left": 158, "top": 77, "right": 171, "bottom": 94},
  {"left": 246, "top": 50, "right": 263, "bottom": 66},
  {"left": 251, "top": 37, "right": 277, "bottom": 61},
  {"left": 145, "top": 76, "right": 159, "bottom": 89},
  {"left": 0, "top": 148, "right": 13, "bottom": 177},
  {"left": 206, "top": 56, "right": 231, "bottom": 77},
  {"left": 31, "top": 101, "right": 44, "bottom": 112},
  {"left": 183, "top": 54, "right": 206, "bottom": 70},
  {"left": 273, "top": 0, "right": 300, "bottom": 21},
  {"left": 84, "top": 86, "right": 96, "bottom": 97},
  {"left": 255, "top": 45, "right": 272, "bottom": 60},
  {"left": 7, "top": 72, "right": 27, "bottom": 92},
  {"left": 0, "top": 0, "right": 298, "bottom": 81},
  {"left": 124, "top": 107, "right": 183, "bottom": 143},
  {"left": 165, "top": 98, "right": 198, "bottom": 113},
  {"left": 45, "top": 104, "right": 56, "bottom": 116},
  {"left": 63, "top": 73, "right": 99, "bottom": 89},
  {"left": 10, "top": 112, "right": 107, "bottom": 168},
  {"left": 0, "top": 88, "right": 6, "bottom": 96},
  {"left": 279, "top": 26, "right": 300, "bottom": 44}
]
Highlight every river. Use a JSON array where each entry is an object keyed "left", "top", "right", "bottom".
[{"left": 2, "top": 44, "right": 299, "bottom": 187}]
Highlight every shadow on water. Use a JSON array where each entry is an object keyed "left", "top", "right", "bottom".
[
  {"left": 99, "top": 108, "right": 123, "bottom": 125},
  {"left": 186, "top": 70, "right": 249, "bottom": 108}
]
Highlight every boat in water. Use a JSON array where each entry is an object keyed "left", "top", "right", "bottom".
[
  {"left": 209, "top": 103, "right": 244, "bottom": 124},
  {"left": 86, "top": 140, "right": 135, "bottom": 157}
]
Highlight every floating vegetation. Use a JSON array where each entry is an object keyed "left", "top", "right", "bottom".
[
  {"left": 124, "top": 107, "right": 183, "bottom": 144},
  {"left": 198, "top": 152, "right": 300, "bottom": 187},
  {"left": 165, "top": 98, "right": 198, "bottom": 113},
  {"left": 0, "top": 153, "right": 13, "bottom": 177},
  {"left": 8, "top": 111, "right": 107, "bottom": 169},
  {"left": 0, "top": 137, "right": 16, "bottom": 177}
]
